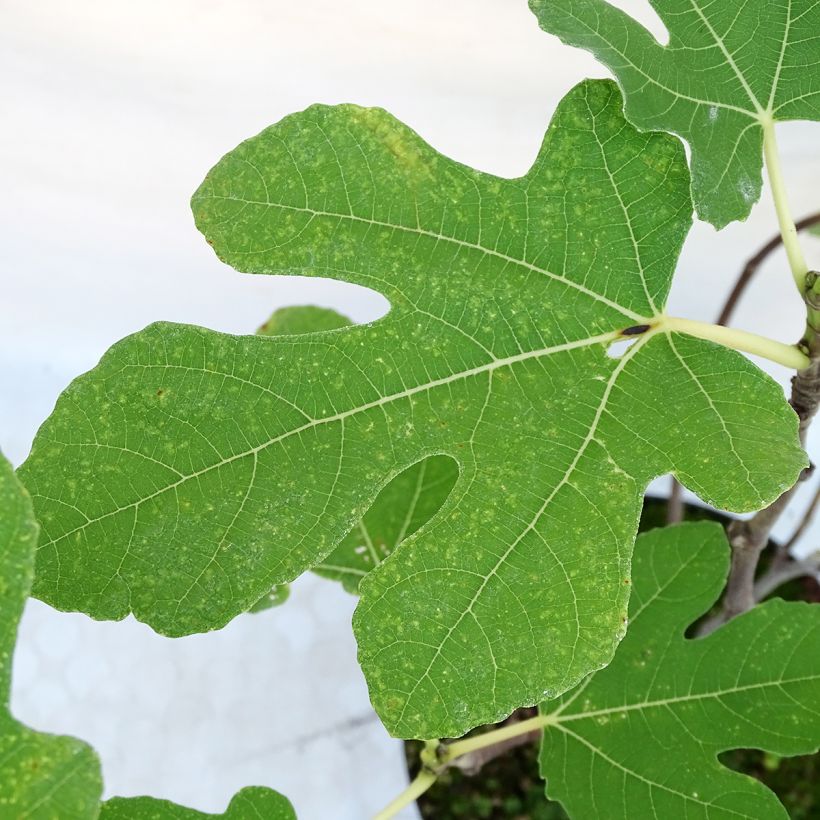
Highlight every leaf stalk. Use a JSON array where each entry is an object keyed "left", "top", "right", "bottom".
[
  {"left": 761, "top": 117, "right": 809, "bottom": 292},
  {"left": 372, "top": 769, "right": 438, "bottom": 820},
  {"left": 374, "top": 721, "right": 550, "bottom": 818},
  {"left": 712, "top": 128, "right": 820, "bottom": 626},
  {"left": 660, "top": 315, "right": 808, "bottom": 370},
  {"left": 440, "top": 714, "right": 550, "bottom": 763}
]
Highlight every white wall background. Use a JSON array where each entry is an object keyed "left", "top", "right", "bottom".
[{"left": 2, "top": 1, "right": 819, "bottom": 818}]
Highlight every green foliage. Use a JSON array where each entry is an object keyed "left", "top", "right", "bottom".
[
  {"left": 99, "top": 787, "right": 295, "bottom": 820},
  {"left": 539, "top": 522, "right": 820, "bottom": 818},
  {"left": 4, "top": 1, "right": 820, "bottom": 814},
  {"left": 529, "top": 0, "right": 820, "bottom": 227},
  {"left": 410, "top": 729, "right": 568, "bottom": 820},
  {"left": 721, "top": 749, "right": 820, "bottom": 820},
  {"left": 0, "top": 451, "right": 296, "bottom": 820},
  {"left": 19, "top": 80, "right": 805, "bottom": 740},
  {"left": 247, "top": 583, "right": 291, "bottom": 613},
  {"left": 255, "top": 307, "right": 460, "bottom": 596},
  {"left": 0, "top": 450, "right": 103, "bottom": 819},
  {"left": 256, "top": 305, "right": 351, "bottom": 337},
  {"left": 315, "top": 453, "right": 458, "bottom": 594},
  {"left": 248, "top": 305, "right": 353, "bottom": 611}
]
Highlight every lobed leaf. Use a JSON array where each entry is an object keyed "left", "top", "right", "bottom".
[
  {"left": 529, "top": 0, "right": 820, "bottom": 227},
  {"left": 256, "top": 307, "right": 460, "bottom": 597},
  {"left": 19, "top": 80, "right": 805, "bottom": 738},
  {"left": 0, "top": 451, "right": 103, "bottom": 818},
  {"left": 246, "top": 306, "right": 350, "bottom": 610},
  {"left": 539, "top": 522, "right": 820, "bottom": 819},
  {"left": 314, "top": 453, "right": 458, "bottom": 594}
]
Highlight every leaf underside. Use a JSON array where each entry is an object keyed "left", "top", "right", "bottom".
[
  {"left": 539, "top": 522, "right": 820, "bottom": 819},
  {"left": 19, "top": 80, "right": 804, "bottom": 738},
  {"left": 530, "top": 0, "right": 820, "bottom": 227}
]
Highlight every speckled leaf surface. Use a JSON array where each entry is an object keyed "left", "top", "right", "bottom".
[
  {"left": 0, "top": 452, "right": 102, "bottom": 818},
  {"left": 256, "top": 307, "right": 460, "bottom": 596},
  {"left": 100, "top": 787, "right": 295, "bottom": 820},
  {"left": 247, "top": 582, "right": 291, "bottom": 613},
  {"left": 254, "top": 306, "right": 459, "bottom": 599},
  {"left": 246, "top": 305, "right": 351, "bottom": 611},
  {"left": 530, "top": 0, "right": 820, "bottom": 227},
  {"left": 539, "top": 522, "right": 820, "bottom": 819},
  {"left": 20, "top": 80, "right": 805, "bottom": 739},
  {"left": 315, "top": 453, "right": 459, "bottom": 594},
  {"left": 255, "top": 305, "right": 352, "bottom": 338}
]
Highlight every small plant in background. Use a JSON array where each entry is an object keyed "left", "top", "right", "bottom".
[{"left": 3, "top": 1, "right": 820, "bottom": 817}]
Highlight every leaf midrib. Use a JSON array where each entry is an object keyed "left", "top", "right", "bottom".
[
  {"left": 34, "top": 328, "right": 625, "bottom": 551},
  {"left": 687, "top": 0, "right": 766, "bottom": 115},
  {"left": 554, "top": 0, "right": 802, "bottom": 122},
  {"left": 548, "top": 671, "right": 820, "bottom": 725},
  {"left": 551, "top": 722, "right": 754, "bottom": 817},
  {"left": 549, "top": 4, "right": 759, "bottom": 119},
  {"left": 388, "top": 332, "right": 654, "bottom": 731},
  {"left": 196, "top": 193, "right": 649, "bottom": 322}
]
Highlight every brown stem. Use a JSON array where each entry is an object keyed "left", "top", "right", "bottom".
[
  {"left": 697, "top": 487, "right": 808, "bottom": 636},
  {"left": 447, "top": 728, "right": 541, "bottom": 775},
  {"left": 753, "top": 553, "right": 820, "bottom": 601},
  {"left": 779, "top": 484, "right": 820, "bottom": 559},
  {"left": 716, "top": 212, "right": 820, "bottom": 327},
  {"left": 667, "top": 214, "right": 820, "bottom": 537},
  {"left": 703, "top": 214, "right": 820, "bottom": 631},
  {"left": 666, "top": 476, "right": 684, "bottom": 524},
  {"left": 721, "top": 491, "right": 798, "bottom": 620}
]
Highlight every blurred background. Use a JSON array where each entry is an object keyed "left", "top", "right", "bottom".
[{"left": 2, "top": 1, "right": 819, "bottom": 817}]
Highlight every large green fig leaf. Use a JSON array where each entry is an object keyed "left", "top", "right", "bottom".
[
  {"left": 247, "top": 305, "right": 352, "bottom": 611},
  {"left": 99, "top": 787, "right": 295, "bottom": 820},
  {"left": 529, "top": 0, "right": 820, "bottom": 228},
  {"left": 0, "top": 451, "right": 103, "bottom": 818},
  {"left": 315, "top": 452, "right": 458, "bottom": 594},
  {"left": 19, "top": 80, "right": 805, "bottom": 739},
  {"left": 256, "top": 306, "right": 460, "bottom": 596},
  {"left": 539, "top": 522, "right": 820, "bottom": 819}
]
